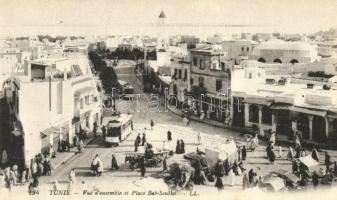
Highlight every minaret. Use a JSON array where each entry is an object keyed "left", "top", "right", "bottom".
[{"left": 157, "top": 10, "right": 168, "bottom": 51}]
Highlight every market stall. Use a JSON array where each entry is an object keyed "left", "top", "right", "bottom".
[{"left": 204, "top": 140, "right": 238, "bottom": 167}]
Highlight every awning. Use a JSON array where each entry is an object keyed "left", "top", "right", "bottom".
[
  {"left": 74, "top": 86, "right": 95, "bottom": 97},
  {"left": 298, "top": 156, "right": 320, "bottom": 168},
  {"left": 243, "top": 97, "right": 273, "bottom": 106},
  {"left": 40, "top": 126, "right": 59, "bottom": 138},
  {"left": 291, "top": 106, "right": 327, "bottom": 117},
  {"left": 327, "top": 111, "right": 337, "bottom": 119},
  {"left": 270, "top": 103, "right": 293, "bottom": 110}
]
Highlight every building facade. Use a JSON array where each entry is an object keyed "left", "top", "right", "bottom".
[
  {"left": 231, "top": 63, "right": 337, "bottom": 144},
  {"left": 251, "top": 40, "right": 319, "bottom": 64},
  {"left": 189, "top": 47, "right": 233, "bottom": 123},
  {"left": 4, "top": 54, "right": 102, "bottom": 166}
]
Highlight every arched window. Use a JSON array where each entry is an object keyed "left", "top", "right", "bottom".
[
  {"left": 258, "top": 58, "right": 266, "bottom": 63},
  {"left": 273, "top": 58, "right": 282, "bottom": 63},
  {"left": 290, "top": 59, "right": 299, "bottom": 64}
]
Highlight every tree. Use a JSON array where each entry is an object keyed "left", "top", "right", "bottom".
[{"left": 99, "top": 67, "right": 119, "bottom": 94}]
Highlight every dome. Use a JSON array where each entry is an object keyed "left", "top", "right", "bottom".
[{"left": 255, "top": 39, "right": 315, "bottom": 51}]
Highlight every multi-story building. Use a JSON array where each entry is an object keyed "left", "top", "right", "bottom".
[
  {"left": 189, "top": 46, "right": 233, "bottom": 123},
  {"left": 231, "top": 62, "right": 337, "bottom": 144},
  {"left": 4, "top": 53, "right": 102, "bottom": 166},
  {"left": 169, "top": 56, "right": 191, "bottom": 105},
  {"left": 222, "top": 40, "right": 257, "bottom": 65}
]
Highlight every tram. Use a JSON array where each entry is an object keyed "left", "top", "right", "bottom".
[{"left": 103, "top": 114, "right": 133, "bottom": 147}]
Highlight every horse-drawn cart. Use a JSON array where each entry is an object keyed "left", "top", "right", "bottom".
[{"left": 125, "top": 150, "right": 169, "bottom": 170}]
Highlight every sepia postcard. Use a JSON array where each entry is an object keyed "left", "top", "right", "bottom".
[{"left": 0, "top": 0, "right": 337, "bottom": 199}]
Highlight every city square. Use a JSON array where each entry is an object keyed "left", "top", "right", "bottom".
[{"left": 1, "top": 0, "right": 337, "bottom": 199}]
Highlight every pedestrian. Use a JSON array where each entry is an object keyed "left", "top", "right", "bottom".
[
  {"left": 97, "top": 159, "right": 103, "bottom": 176},
  {"left": 312, "top": 172, "right": 319, "bottom": 189},
  {"left": 1, "top": 149, "right": 8, "bottom": 168},
  {"left": 136, "top": 133, "right": 141, "bottom": 145},
  {"left": 215, "top": 176, "right": 224, "bottom": 190},
  {"left": 73, "top": 135, "right": 78, "bottom": 148},
  {"left": 93, "top": 121, "right": 98, "bottom": 137},
  {"left": 333, "top": 162, "right": 337, "bottom": 177},
  {"left": 37, "top": 161, "right": 44, "bottom": 177},
  {"left": 228, "top": 168, "right": 235, "bottom": 186},
  {"left": 134, "top": 139, "right": 139, "bottom": 152},
  {"left": 325, "top": 152, "right": 331, "bottom": 172},
  {"left": 162, "top": 155, "right": 168, "bottom": 172},
  {"left": 278, "top": 146, "right": 282, "bottom": 158},
  {"left": 269, "top": 131, "right": 275, "bottom": 145},
  {"left": 141, "top": 133, "right": 146, "bottom": 146},
  {"left": 242, "top": 146, "right": 247, "bottom": 161},
  {"left": 77, "top": 139, "right": 84, "bottom": 153},
  {"left": 69, "top": 169, "right": 76, "bottom": 183},
  {"left": 180, "top": 140, "right": 185, "bottom": 154},
  {"left": 102, "top": 125, "right": 106, "bottom": 138},
  {"left": 197, "top": 131, "right": 202, "bottom": 145},
  {"left": 251, "top": 134, "right": 258, "bottom": 152},
  {"left": 238, "top": 146, "right": 241, "bottom": 161},
  {"left": 131, "top": 120, "right": 134, "bottom": 131},
  {"left": 312, "top": 147, "right": 319, "bottom": 162},
  {"left": 292, "top": 160, "right": 299, "bottom": 175},
  {"left": 140, "top": 158, "right": 146, "bottom": 177},
  {"left": 175, "top": 140, "right": 181, "bottom": 154},
  {"left": 91, "top": 154, "right": 100, "bottom": 175},
  {"left": 214, "top": 160, "right": 224, "bottom": 178},
  {"left": 300, "top": 148, "right": 306, "bottom": 157},
  {"left": 287, "top": 146, "right": 295, "bottom": 160},
  {"left": 242, "top": 171, "right": 250, "bottom": 189},
  {"left": 111, "top": 154, "right": 119, "bottom": 170},
  {"left": 248, "top": 169, "right": 256, "bottom": 185},
  {"left": 150, "top": 119, "right": 154, "bottom": 130},
  {"left": 167, "top": 130, "right": 172, "bottom": 142},
  {"left": 266, "top": 145, "right": 272, "bottom": 159},
  {"left": 269, "top": 149, "right": 276, "bottom": 164}
]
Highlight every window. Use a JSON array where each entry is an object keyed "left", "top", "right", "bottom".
[
  {"left": 174, "top": 68, "right": 177, "bottom": 76},
  {"left": 190, "top": 78, "right": 194, "bottom": 85},
  {"left": 249, "top": 105, "right": 259, "bottom": 123},
  {"left": 199, "top": 59, "right": 205, "bottom": 70},
  {"left": 216, "top": 80, "right": 222, "bottom": 92},
  {"left": 198, "top": 77, "right": 204, "bottom": 87},
  {"left": 262, "top": 107, "right": 272, "bottom": 124},
  {"left": 241, "top": 47, "right": 244, "bottom": 52},
  {"left": 212, "top": 63, "right": 217, "bottom": 69},
  {"left": 184, "top": 69, "right": 188, "bottom": 80},
  {"left": 221, "top": 62, "right": 225, "bottom": 71},
  {"left": 193, "top": 57, "right": 197, "bottom": 67},
  {"left": 247, "top": 47, "right": 249, "bottom": 52},
  {"left": 85, "top": 95, "right": 89, "bottom": 105},
  {"left": 80, "top": 98, "right": 84, "bottom": 109},
  {"left": 178, "top": 69, "right": 182, "bottom": 79}
]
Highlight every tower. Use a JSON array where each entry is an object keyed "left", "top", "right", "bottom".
[
  {"left": 157, "top": 10, "right": 168, "bottom": 50},
  {"left": 156, "top": 10, "right": 170, "bottom": 67}
]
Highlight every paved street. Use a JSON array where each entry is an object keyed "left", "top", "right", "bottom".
[{"left": 34, "top": 63, "right": 337, "bottom": 194}]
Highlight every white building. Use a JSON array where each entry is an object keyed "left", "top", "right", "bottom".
[
  {"left": 251, "top": 39, "right": 319, "bottom": 64},
  {"left": 231, "top": 63, "right": 337, "bottom": 143},
  {"left": 4, "top": 53, "right": 102, "bottom": 166}
]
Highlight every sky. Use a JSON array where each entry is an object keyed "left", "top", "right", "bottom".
[{"left": 0, "top": 0, "right": 336, "bottom": 36}]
